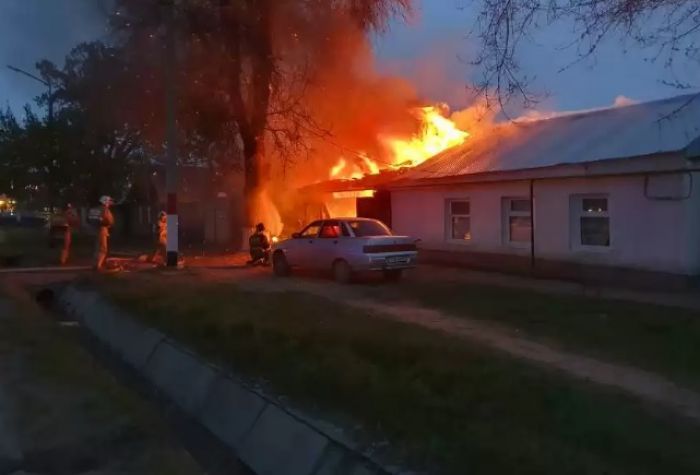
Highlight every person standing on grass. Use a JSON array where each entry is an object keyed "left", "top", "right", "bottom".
[
  {"left": 94, "top": 196, "right": 114, "bottom": 271},
  {"left": 151, "top": 211, "right": 167, "bottom": 264},
  {"left": 60, "top": 203, "right": 80, "bottom": 265}
]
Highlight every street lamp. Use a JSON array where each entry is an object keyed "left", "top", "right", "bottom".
[
  {"left": 6, "top": 64, "right": 56, "bottom": 212},
  {"left": 6, "top": 65, "right": 53, "bottom": 119}
]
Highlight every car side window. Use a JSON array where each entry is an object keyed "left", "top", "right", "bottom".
[
  {"left": 340, "top": 222, "right": 352, "bottom": 237},
  {"left": 319, "top": 221, "right": 341, "bottom": 239},
  {"left": 300, "top": 221, "right": 322, "bottom": 238}
]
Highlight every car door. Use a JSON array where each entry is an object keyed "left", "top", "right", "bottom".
[
  {"left": 315, "top": 220, "right": 343, "bottom": 270},
  {"left": 288, "top": 220, "right": 322, "bottom": 268}
]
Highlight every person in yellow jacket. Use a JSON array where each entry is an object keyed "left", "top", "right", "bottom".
[
  {"left": 94, "top": 196, "right": 114, "bottom": 271},
  {"left": 151, "top": 211, "right": 167, "bottom": 264},
  {"left": 60, "top": 203, "right": 80, "bottom": 265}
]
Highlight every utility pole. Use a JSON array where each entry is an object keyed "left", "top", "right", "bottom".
[
  {"left": 7, "top": 65, "right": 55, "bottom": 213},
  {"left": 163, "top": 0, "right": 179, "bottom": 267}
]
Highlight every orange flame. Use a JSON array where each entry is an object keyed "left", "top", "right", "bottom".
[
  {"left": 359, "top": 153, "right": 380, "bottom": 175},
  {"left": 330, "top": 157, "right": 347, "bottom": 178},
  {"left": 328, "top": 105, "right": 469, "bottom": 181},
  {"left": 328, "top": 155, "right": 373, "bottom": 180},
  {"left": 383, "top": 106, "right": 469, "bottom": 169}
]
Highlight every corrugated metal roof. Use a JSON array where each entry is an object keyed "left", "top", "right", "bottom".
[{"left": 399, "top": 93, "right": 700, "bottom": 181}]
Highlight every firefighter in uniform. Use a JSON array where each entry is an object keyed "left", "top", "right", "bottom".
[
  {"left": 151, "top": 211, "right": 167, "bottom": 264},
  {"left": 60, "top": 203, "right": 79, "bottom": 265},
  {"left": 94, "top": 196, "right": 114, "bottom": 271},
  {"left": 248, "top": 222, "right": 271, "bottom": 266}
]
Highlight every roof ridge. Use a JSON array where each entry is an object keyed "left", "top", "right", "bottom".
[{"left": 511, "top": 92, "right": 700, "bottom": 126}]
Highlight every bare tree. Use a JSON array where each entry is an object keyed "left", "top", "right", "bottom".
[
  {"left": 469, "top": 0, "right": 700, "bottom": 109},
  {"left": 110, "top": 0, "right": 410, "bottom": 224}
]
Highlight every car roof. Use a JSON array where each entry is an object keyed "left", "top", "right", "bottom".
[{"left": 328, "top": 217, "right": 376, "bottom": 222}]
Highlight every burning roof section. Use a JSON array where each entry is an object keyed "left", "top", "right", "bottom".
[{"left": 310, "top": 93, "right": 700, "bottom": 192}]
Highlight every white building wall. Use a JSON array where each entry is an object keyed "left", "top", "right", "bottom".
[{"left": 391, "top": 173, "right": 700, "bottom": 275}]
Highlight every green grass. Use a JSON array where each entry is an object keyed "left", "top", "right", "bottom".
[
  {"left": 0, "top": 226, "right": 150, "bottom": 266},
  {"left": 0, "top": 287, "right": 203, "bottom": 475},
  {"left": 358, "top": 281, "right": 700, "bottom": 391},
  {"left": 101, "top": 275, "right": 700, "bottom": 475},
  {"left": 0, "top": 226, "right": 95, "bottom": 266}
]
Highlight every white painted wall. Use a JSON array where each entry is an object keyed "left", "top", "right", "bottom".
[{"left": 391, "top": 172, "right": 700, "bottom": 275}]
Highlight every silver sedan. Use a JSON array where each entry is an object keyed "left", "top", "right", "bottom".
[{"left": 272, "top": 218, "right": 418, "bottom": 283}]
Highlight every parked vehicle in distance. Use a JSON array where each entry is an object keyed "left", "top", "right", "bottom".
[{"left": 272, "top": 217, "right": 418, "bottom": 283}]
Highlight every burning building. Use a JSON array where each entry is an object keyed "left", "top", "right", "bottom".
[
  {"left": 271, "top": 101, "right": 486, "bottom": 230},
  {"left": 307, "top": 93, "right": 700, "bottom": 289}
]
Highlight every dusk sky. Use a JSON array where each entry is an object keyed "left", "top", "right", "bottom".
[{"left": 1, "top": 0, "right": 698, "bottom": 116}]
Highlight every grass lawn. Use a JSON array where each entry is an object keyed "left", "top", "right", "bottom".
[
  {"left": 358, "top": 280, "right": 700, "bottom": 391},
  {"left": 100, "top": 274, "right": 700, "bottom": 475},
  {"left": 0, "top": 226, "right": 94, "bottom": 267},
  {"left": 0, "top": 286, "right": 203, "bottom": 475},
  {"left": 0, "top": 226, "right": 152, "bottom": 267}
]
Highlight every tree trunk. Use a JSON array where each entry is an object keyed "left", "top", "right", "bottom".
[
  {"left": 242, "top": 133, "right": 264, "bottom": 226},
  {"left": 221, "top": 0, "right": 273, "bottom": 240}
]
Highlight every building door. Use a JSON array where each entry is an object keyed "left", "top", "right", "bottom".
[{"left": 357, "top": 190, "right": 392, "bottom": 228}]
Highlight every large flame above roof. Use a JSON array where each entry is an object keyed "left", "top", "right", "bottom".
[{"left": 328, "top": 106, "right": 470, "bottom": 180}]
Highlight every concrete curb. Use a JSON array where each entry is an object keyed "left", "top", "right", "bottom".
[{"left": 57, "top": 286, "right": 395, "bottom": 475}]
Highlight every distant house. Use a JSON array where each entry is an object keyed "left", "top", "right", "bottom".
[
  {"left": 149, "top": 165, "right": 245, "bottom": 251},
  {"left": 317, "top": 94, "right": 700, "bottom": 289}
]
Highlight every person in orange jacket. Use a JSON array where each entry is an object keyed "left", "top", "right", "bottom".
[
  {"left": 60, "top": 203, "right": 80, "bottom": 265},
  {"left": 94, "top": 196, "right": 114, "bottom": 271},
  {"left": 151, "top": 211, "right": 167, "bottom": 264}
]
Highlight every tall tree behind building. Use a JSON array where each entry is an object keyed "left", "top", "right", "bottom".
[{"left": 110, "top": 0, "right": 410, "bottom": 224}]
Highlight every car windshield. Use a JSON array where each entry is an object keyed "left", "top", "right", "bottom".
[{"left": 346, "top": 220, "right": 392, "bottom": 237}]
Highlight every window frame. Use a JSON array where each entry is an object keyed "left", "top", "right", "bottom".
[
  {"left": 502, "top": 197, "right": 532, "bottom": 248},
  {"left": 445, "top": 198, "right": 472, "bottom": 243},
  {"left": 345, "top": 219, "right": 392, "bottom": 238},
  {"left": 570, "top": 194, "right": 612, "bottom": 251},
  {"left": 319, "top": 220, "right": 341, "bottom": 239},
  {"left": 299, "top": 220, "right": 323, "bottom": 239}
]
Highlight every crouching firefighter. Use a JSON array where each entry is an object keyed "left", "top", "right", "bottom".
[{"left": 248, "top": 222, "right": 271, "bottom": 266}]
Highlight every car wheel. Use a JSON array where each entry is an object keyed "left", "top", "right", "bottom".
[
  {"left": 333, "top": 259, "right": 352, "bottom": 284},
  {"left": 272, "top": 252, "right": 291, "bottom": 277},
  {"left": 383, "top": 269, "right": 403, "bottom": 282}
]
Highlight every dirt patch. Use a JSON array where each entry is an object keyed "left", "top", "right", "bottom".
[
  {"left": 185, "top": 267, "right": 700, "bottom": 422},
  {"left": 355, "top": 299, "right": 700, "bottom": 421}
]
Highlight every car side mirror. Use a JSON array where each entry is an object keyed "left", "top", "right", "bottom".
[{"left": 292, "top": 232, "right": 301, "bottom": 239}]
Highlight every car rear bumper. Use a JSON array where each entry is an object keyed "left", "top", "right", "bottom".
[{"left": 354, "top": 252, "right": 418, "bottom": 271}]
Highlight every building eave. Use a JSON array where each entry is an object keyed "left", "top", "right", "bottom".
[
  {"left": 301, "top": 151, "right": 693, "bottom": 194},
  {"left": 386, "top": 152, "right": 691, "bottom": 190}
]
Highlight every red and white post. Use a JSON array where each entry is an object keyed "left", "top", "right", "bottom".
[{"left": 165, "top": 0, "right": 179, "bottom": 267}]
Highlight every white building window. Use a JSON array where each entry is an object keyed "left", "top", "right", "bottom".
[
  {"left": 572, "top": 195, "right": 610, "bottom": 248},
  {"left": 503, "top": 198, "right": 531, "bottom": 245},
  {"left": 447, "top": 200, "right": 471, "bottom": 241}
]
